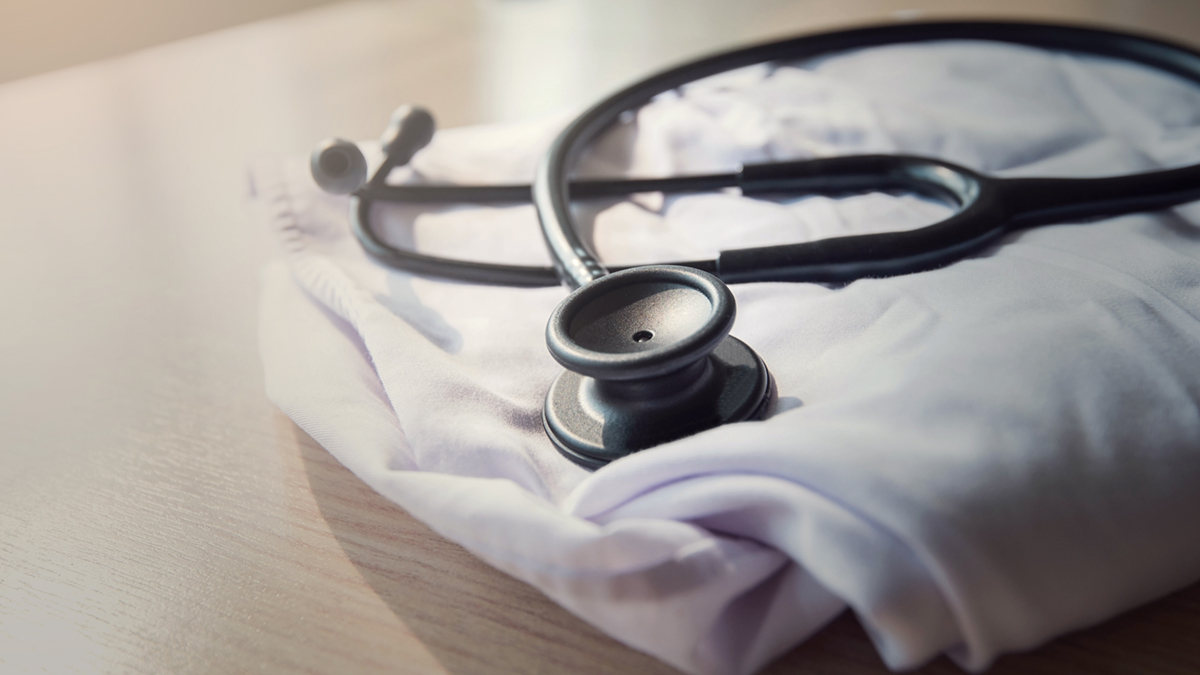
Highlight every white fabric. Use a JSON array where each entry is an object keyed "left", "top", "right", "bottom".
[{"left": 255, "top": 42, "right": 1200, "bottom": 674}]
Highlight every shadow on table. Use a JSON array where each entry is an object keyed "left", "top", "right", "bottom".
[{"left": 294, "top": 421, "right": 1200, "bottom": 675}]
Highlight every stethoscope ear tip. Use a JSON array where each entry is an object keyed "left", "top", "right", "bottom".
[
  {"left": 381, "top": 105, "right": 436, "bottom": 164},
  {"left": 310, "top": 138, "right": 368, "bottom": 194},
  {"left": 543, "top": 265, "right": 772, "bottom": 469}
]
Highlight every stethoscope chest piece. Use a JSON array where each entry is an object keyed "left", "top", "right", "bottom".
[{"left": 543, "top": 265, "right": 771, "bottom": 469}]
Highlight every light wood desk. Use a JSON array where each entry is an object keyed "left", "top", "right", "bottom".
[{"left": 1, "top": 1, "right": 1198, "bottom": 673}]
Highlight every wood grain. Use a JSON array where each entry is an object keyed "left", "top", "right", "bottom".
[{"left": 1, "top": 1, "right": 1198, "bottom": 673}]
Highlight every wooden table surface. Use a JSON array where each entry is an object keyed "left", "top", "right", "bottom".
[{"left": 2, "top": 1, "right": 1199, "bottom": 673}]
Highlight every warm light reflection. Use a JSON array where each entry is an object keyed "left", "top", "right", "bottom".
[
  {"left": 473, "top": 0, "right": 1188, "bottom": 124},
  {"left": 0, "top": 0, "right": 338, "bottom": 83}
]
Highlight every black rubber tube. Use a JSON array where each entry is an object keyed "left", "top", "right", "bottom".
[{"left": 533, "top": 21, "right": 1200, "bottom": 288}]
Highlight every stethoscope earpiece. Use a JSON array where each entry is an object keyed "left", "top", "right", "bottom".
[
  {"left": 381, "top": 105, "right": 436, "bottom": 165},
  {"left": 310, "top": 105, "right": 436, "bottom": 195},
  {"left": 543, "top": 265, "right": 771, "bottom": 468},
  {"left": 310, "top": 138, "right": 368, "bottom": 194}
]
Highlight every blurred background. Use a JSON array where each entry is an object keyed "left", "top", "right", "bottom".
[
  {"left": 3, "top": 0, "right": 1199, "bottom": 124},
  {"left": 0, "top": 0, "right": 339, "bottom": 83}
]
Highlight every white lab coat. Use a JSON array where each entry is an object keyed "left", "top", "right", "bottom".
[{"left": 256, "top": 41, "right": 1200, "bottom": 674}]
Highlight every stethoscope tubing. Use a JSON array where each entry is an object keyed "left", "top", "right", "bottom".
[
  {"left": 351, "top": 21, "right": 1200, "bottom": 289},
  {"left": 533, "top": 21, "right": 1200, "bottom": 288}
]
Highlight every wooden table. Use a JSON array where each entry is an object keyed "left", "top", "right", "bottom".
[{"left": 2, "top": 1, "right": 1198, "bottom": 672}]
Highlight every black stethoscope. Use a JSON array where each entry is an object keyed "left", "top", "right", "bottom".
[{"left": 311, "top": 21, "right": 1200, "bottom": 469}]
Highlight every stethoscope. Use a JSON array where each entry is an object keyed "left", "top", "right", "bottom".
[{"left": 311, "top": 21, "right": 1200, "bottom": 469}]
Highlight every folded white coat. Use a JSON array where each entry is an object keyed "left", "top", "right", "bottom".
[{"left": 255, "top": 42, "right": 1200, "bottom": 674}]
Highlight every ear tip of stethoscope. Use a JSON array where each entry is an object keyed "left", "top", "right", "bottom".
[
  {"left": 382, "top": 104, "right": 437, "bottom": 160},
  {"left": 310, "top": 138, "right": 369, "bottom": 195},
  {"left": 389, "top": 104, "right": 435, "bottom": 127}
]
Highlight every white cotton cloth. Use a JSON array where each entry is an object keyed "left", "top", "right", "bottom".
[{"left": 255, "top": 41, "right": 1200, "bottom": 675}]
